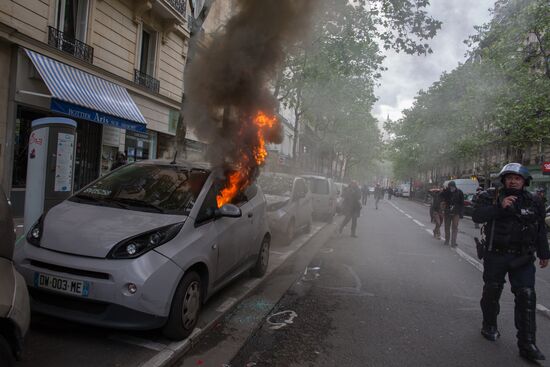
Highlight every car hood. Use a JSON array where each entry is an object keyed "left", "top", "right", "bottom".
[
  {"left": 265, "top": 194, "right": 290, "bottom": 206},
  {"left": 40, "top": 201, "right": 187, "bottom": 258}
]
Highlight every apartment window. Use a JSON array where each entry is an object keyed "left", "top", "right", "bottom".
[
  {"left": 56, "top": 0, "right": 89, "bottom": 42},
  {"left": 134, "top": 26, "right": 160, "bottom": 92},
  {"left": 139, "top": 27, "right": 157, "bottom": 77}
]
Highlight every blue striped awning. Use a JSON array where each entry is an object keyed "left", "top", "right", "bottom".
[{"left": 25, "top": 49, "right": 147, "bottom": 132}]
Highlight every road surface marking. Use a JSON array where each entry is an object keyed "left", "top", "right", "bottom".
[
  {"left": 425, "top": 229, "right": 433, "bottom": 235},
  {"left": 390, "top": 200, "right": 550, "bottom": 319},
  {"left": 108, "top": 335, "right": 167, "bottom": 352},
  {"left": 216, "top": 297, "right": 237, "bottom": 313}
]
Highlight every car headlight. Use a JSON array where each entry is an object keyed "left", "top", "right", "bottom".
[
  {"left": 26, "top": 215, "right": 44, "bottom": 247},
  {"left": 107, "top": 222, "right": 184, "bottom": 259}
]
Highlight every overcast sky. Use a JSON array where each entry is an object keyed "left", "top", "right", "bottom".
[{"left": 373, "top": 0, "right": 495, "bottom": 125}]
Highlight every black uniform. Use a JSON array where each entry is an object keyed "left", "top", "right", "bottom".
[{"left": 473, "top": 188, "right": 550, "bottom": 353}]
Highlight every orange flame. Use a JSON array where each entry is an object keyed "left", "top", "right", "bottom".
[{"left": 216, "top": 111, "right": 277, "bottom": 208}]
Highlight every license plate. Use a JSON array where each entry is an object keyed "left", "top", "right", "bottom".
[{"left": 34, "top": 272, "right": 90, "bottom": 297}]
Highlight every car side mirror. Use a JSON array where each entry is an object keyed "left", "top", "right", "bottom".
[{"left": 216, "top": 204, "right": 242, "bottom": 218}]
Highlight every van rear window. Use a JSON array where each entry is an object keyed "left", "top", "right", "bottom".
[{"left": 305, "top": 178, "right": 329, "bottom": 195}]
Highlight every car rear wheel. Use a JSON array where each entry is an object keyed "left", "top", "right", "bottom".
[
  {"left": 0, "top": 334, "right": 14, "bottom": 367},
  {"left": 251, "top": 237, "right": 270, "bottom": 277},
  {"left": 163, "top": 271, "right": 202, "bottom": 340}
]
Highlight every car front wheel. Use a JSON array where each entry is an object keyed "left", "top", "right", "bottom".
[{"left": 163, "top": 271, "right": 202, "bottom": 340}]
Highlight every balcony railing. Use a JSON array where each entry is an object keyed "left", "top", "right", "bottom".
[
  {"left": 134, "top": 69, "right": 160, "bottom": 93},
  {"left": 166, "top": 0, "right": 186, "bottom": 16},
  {"left": 48, "top": 26, "right": 94, "bottom": 64}
]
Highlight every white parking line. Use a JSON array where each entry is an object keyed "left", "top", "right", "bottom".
[{"left": 390, "top": 200, "right": 550, "bottom": 318}]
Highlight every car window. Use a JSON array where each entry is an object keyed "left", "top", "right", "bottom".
[
  {"left": 304, "top": 177, "right": 329, "bottom": 195},
  {"left": 72, "top": 164, "right": 209, "bottom": 215},
  {"left": 257, "top": 174, "right": 294, "bottom": 197},
  {"left": 294, "top": 179, "right": 308, "bottom": 197},
  {"left": 196, "top": 181, "right": 221, "bottom": 224}
]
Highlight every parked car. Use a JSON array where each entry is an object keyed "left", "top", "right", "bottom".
[
  {"left": 302, "top": 175, "right": 337, "bottom": 221},
  {"left": 14, "top": 160, "right": 271, "bottom": 340},
  {"left": 0, "top": 188, "right": 30, "bottom": 366},
  {"left": 399, "top": 183, "right": 410, "bottom": 197},
  {"left": 257, "top": 172, "right": 313, "bottom": 242}
]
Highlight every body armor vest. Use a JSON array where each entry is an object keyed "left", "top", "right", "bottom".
[{"left": 489, "top": 190, "right": 540, "bottom": 250}]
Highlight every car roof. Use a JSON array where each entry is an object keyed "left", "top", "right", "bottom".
[
  {"left": 301, "top": 175, "right": 330, "bottom": 180},
  {"left": 260, "top": 172, "right": 297, "bottom": 179},
  {"left": 134, "top": 159, "right": 211, "bottom": 171}
]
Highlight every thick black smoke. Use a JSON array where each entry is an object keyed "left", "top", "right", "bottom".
[{"left": 184, "top": 0, "right": 315, "bottom": 169}]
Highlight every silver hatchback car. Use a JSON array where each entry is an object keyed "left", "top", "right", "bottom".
[{"left": 14, "top": 160, "right": 270, "bottom": 340}]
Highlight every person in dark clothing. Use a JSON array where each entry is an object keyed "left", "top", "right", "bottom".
[
  {"left": 473, "top": 163, "right": 549, "bottom": 362},
  {"left": 361, "top": 183, "right": 369, "bottom": 206},
  {"left": 111, "top": 152, "right": 127, "bottom": 170},
  {"left": 440, "top": 181, "right": 464, "bottom": 247},
  {"left": 387, "top": 187, "right": 393, "bottom": 200},
  {"left": 473, "top": 186, "right": 484, "bottom": 229},
  {"left": 374, "top": 184, "right": 383, "bottom": 210},
  {"left": 339, "top": 181, "right": 362, "bottom": 237},
  {"left": 535, "top": 187, "right": 547, "bottom": 208},
  {"left": 430, "top": 188, "right": 444, "bottom": 240}
]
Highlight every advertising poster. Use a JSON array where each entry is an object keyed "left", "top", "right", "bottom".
[{"left": 55, "top": 133, "right": 75, "bottom": 192}]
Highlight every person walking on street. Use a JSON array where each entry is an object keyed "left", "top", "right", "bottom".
[
  {"left": 361, "top": 183, "right": 369, "bottom": 206},
  {"left": 440, "top": 181, "right": 464, "bottom": 247},
  {"left": 535, "top": 187, "right": 547, "bottom": 208},
  {"left": 473, "top": 163, "right": 549, "bottom": 362},
  {"left": 430, "top": 188, "right": 444, "bottom": 240},
  {"left": 339, "top": 180, "right": 362, "bottom": 237},
  {"left": 387, "top": 187, "right": 393, "bottom": 200},
  {"left": 374, "top": 184, "right": 383, "bottom": 210},
  {"left": 473, "top": 186, "right": 484, "bottom": 229}
]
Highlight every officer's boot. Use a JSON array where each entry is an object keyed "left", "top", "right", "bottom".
[
  {"left": 514, "top": 288, "right": 545, "bottom": 361},
  {"left": 480, "top": 282, "right": 503, "bottom": 341}
]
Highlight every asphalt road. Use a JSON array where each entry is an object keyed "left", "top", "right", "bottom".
[{"left": 223, "top": 197, "right": 550, "bottom": 367}]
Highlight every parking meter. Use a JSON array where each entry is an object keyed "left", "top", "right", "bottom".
[{"left": 24, "top": 118, "right": 77, "bottom": 233}]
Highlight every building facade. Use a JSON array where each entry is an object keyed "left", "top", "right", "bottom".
[{"left": 0, "top": 0, "right": 195, "bottom": 216}]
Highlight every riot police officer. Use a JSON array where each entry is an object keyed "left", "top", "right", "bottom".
[{"left": 473, "top": 163, "right": 549, "bottom": 361}]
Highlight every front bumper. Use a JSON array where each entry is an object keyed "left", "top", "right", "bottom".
[{"left": 14, "top": 241, "right": 182, "bottom": 330}]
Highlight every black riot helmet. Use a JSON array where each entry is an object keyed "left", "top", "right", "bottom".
[{"left": 498, "top": 163, "right": 532, "bottom": 186}]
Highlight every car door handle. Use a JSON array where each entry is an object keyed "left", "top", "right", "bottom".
[{"left": 247, "top": 213, "right": 253, "bottom": 218}]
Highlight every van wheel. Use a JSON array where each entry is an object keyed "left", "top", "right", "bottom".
[
  {"left": 251, "top": 237, "right": 270, "bottom": 277},
  {"left": 0, "top": 334, "right": 15, "bottom": 367},
  {"left": 163, "top": 271, "right": 202, "bottom": 340}
]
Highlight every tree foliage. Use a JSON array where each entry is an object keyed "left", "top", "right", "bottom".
[
  {"left": 387, "top": 0, "right": 550, "bottom": 181},
  {"left": 276, "top": 0, "right": 442, "bottom": 179}
]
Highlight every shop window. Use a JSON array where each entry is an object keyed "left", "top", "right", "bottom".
[{"left": 125, "top": 131, "right": 156, "bottom": 163}]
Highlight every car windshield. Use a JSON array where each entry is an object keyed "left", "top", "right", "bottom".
[
  {"left": 257, "top": 174, "right": 294, "bottom": 197},
  {"left": 70, "top": 164, "right": 209, "bottom": 215},
  {"left": 304, "top": 177, "right": 329, "bottom": 195}
]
